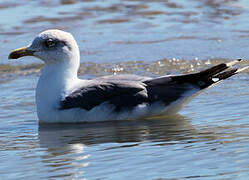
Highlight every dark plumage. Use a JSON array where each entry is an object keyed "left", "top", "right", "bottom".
[{"left": 60, "top": 60, "right": 243, "bottom": 112}]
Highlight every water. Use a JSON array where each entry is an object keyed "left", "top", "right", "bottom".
[{"left": 0, "top": 0, "right": 249, "bottom": 179}]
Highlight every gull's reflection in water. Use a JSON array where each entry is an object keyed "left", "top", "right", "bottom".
[
  {"left": 38, "top": 115, "right": 217, "bottom": 179},
  {"left": 39, "top": 115, "right": 196, "bottom": 148}
]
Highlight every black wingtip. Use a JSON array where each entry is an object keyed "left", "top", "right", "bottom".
[
  {"left": 170, "top": 59, "right": 246, "bottom": 89},
  {"left": 213, "top": 68, "right": 238, "bottom": 81}
]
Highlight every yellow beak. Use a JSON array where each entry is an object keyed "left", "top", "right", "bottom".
[{"left": 8, "top": 47, "right": 34, "bottom": 59}]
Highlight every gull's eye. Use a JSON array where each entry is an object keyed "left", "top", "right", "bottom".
[{"left": 45, "top": 39, "right": 56, "bottom": 48}]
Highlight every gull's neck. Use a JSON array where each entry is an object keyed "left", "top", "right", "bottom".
[
  {"left": 36, "top": 60, "right": 81, "bottom": 114},
  {"left": 42, "top": 62, "right": 79, "bottom": 87}
]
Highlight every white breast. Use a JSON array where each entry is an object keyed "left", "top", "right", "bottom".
[{"left": 36, "top": 63, "right": 81, "bottom": 123}]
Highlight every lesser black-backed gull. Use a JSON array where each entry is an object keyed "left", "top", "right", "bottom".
[{"left": 8, "top": 29, "right": 249, "bottom": 123}]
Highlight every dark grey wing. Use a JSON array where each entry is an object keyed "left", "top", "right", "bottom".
[
  {"left": 143, "top": 60, "right": 242, "bottom": 105},
  {"left": 60, "top": 81, "right": 148, "bottom": 112},
  {"left": 61, "top": 60, "right": 242, "bottom": 112},
  {"left": 143, "top": 76, "right": 198, "bottom": 106}
]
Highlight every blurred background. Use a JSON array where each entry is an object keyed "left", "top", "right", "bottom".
[{"left": 1, "top": 0, "right": 249, "bottom": 64}]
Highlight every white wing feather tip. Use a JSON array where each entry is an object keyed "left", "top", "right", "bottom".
[
  {"left": 236, "top": 66, "right": 249, "bottom": 73},
  {"left": 226, "top": 58, "right": 242, "bottom": 67}
]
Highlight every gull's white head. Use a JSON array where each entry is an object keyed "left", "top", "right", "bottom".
[{"left": 9, "top": 29, "right": 80, "bottom": 66}]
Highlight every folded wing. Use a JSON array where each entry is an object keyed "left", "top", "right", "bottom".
[{"left": 60, "top": 59, "right": 247, "bottom": 112}]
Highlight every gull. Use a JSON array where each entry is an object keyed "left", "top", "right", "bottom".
[{"left": 8, "top": 29, "right": 248, "bottom": 123}]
